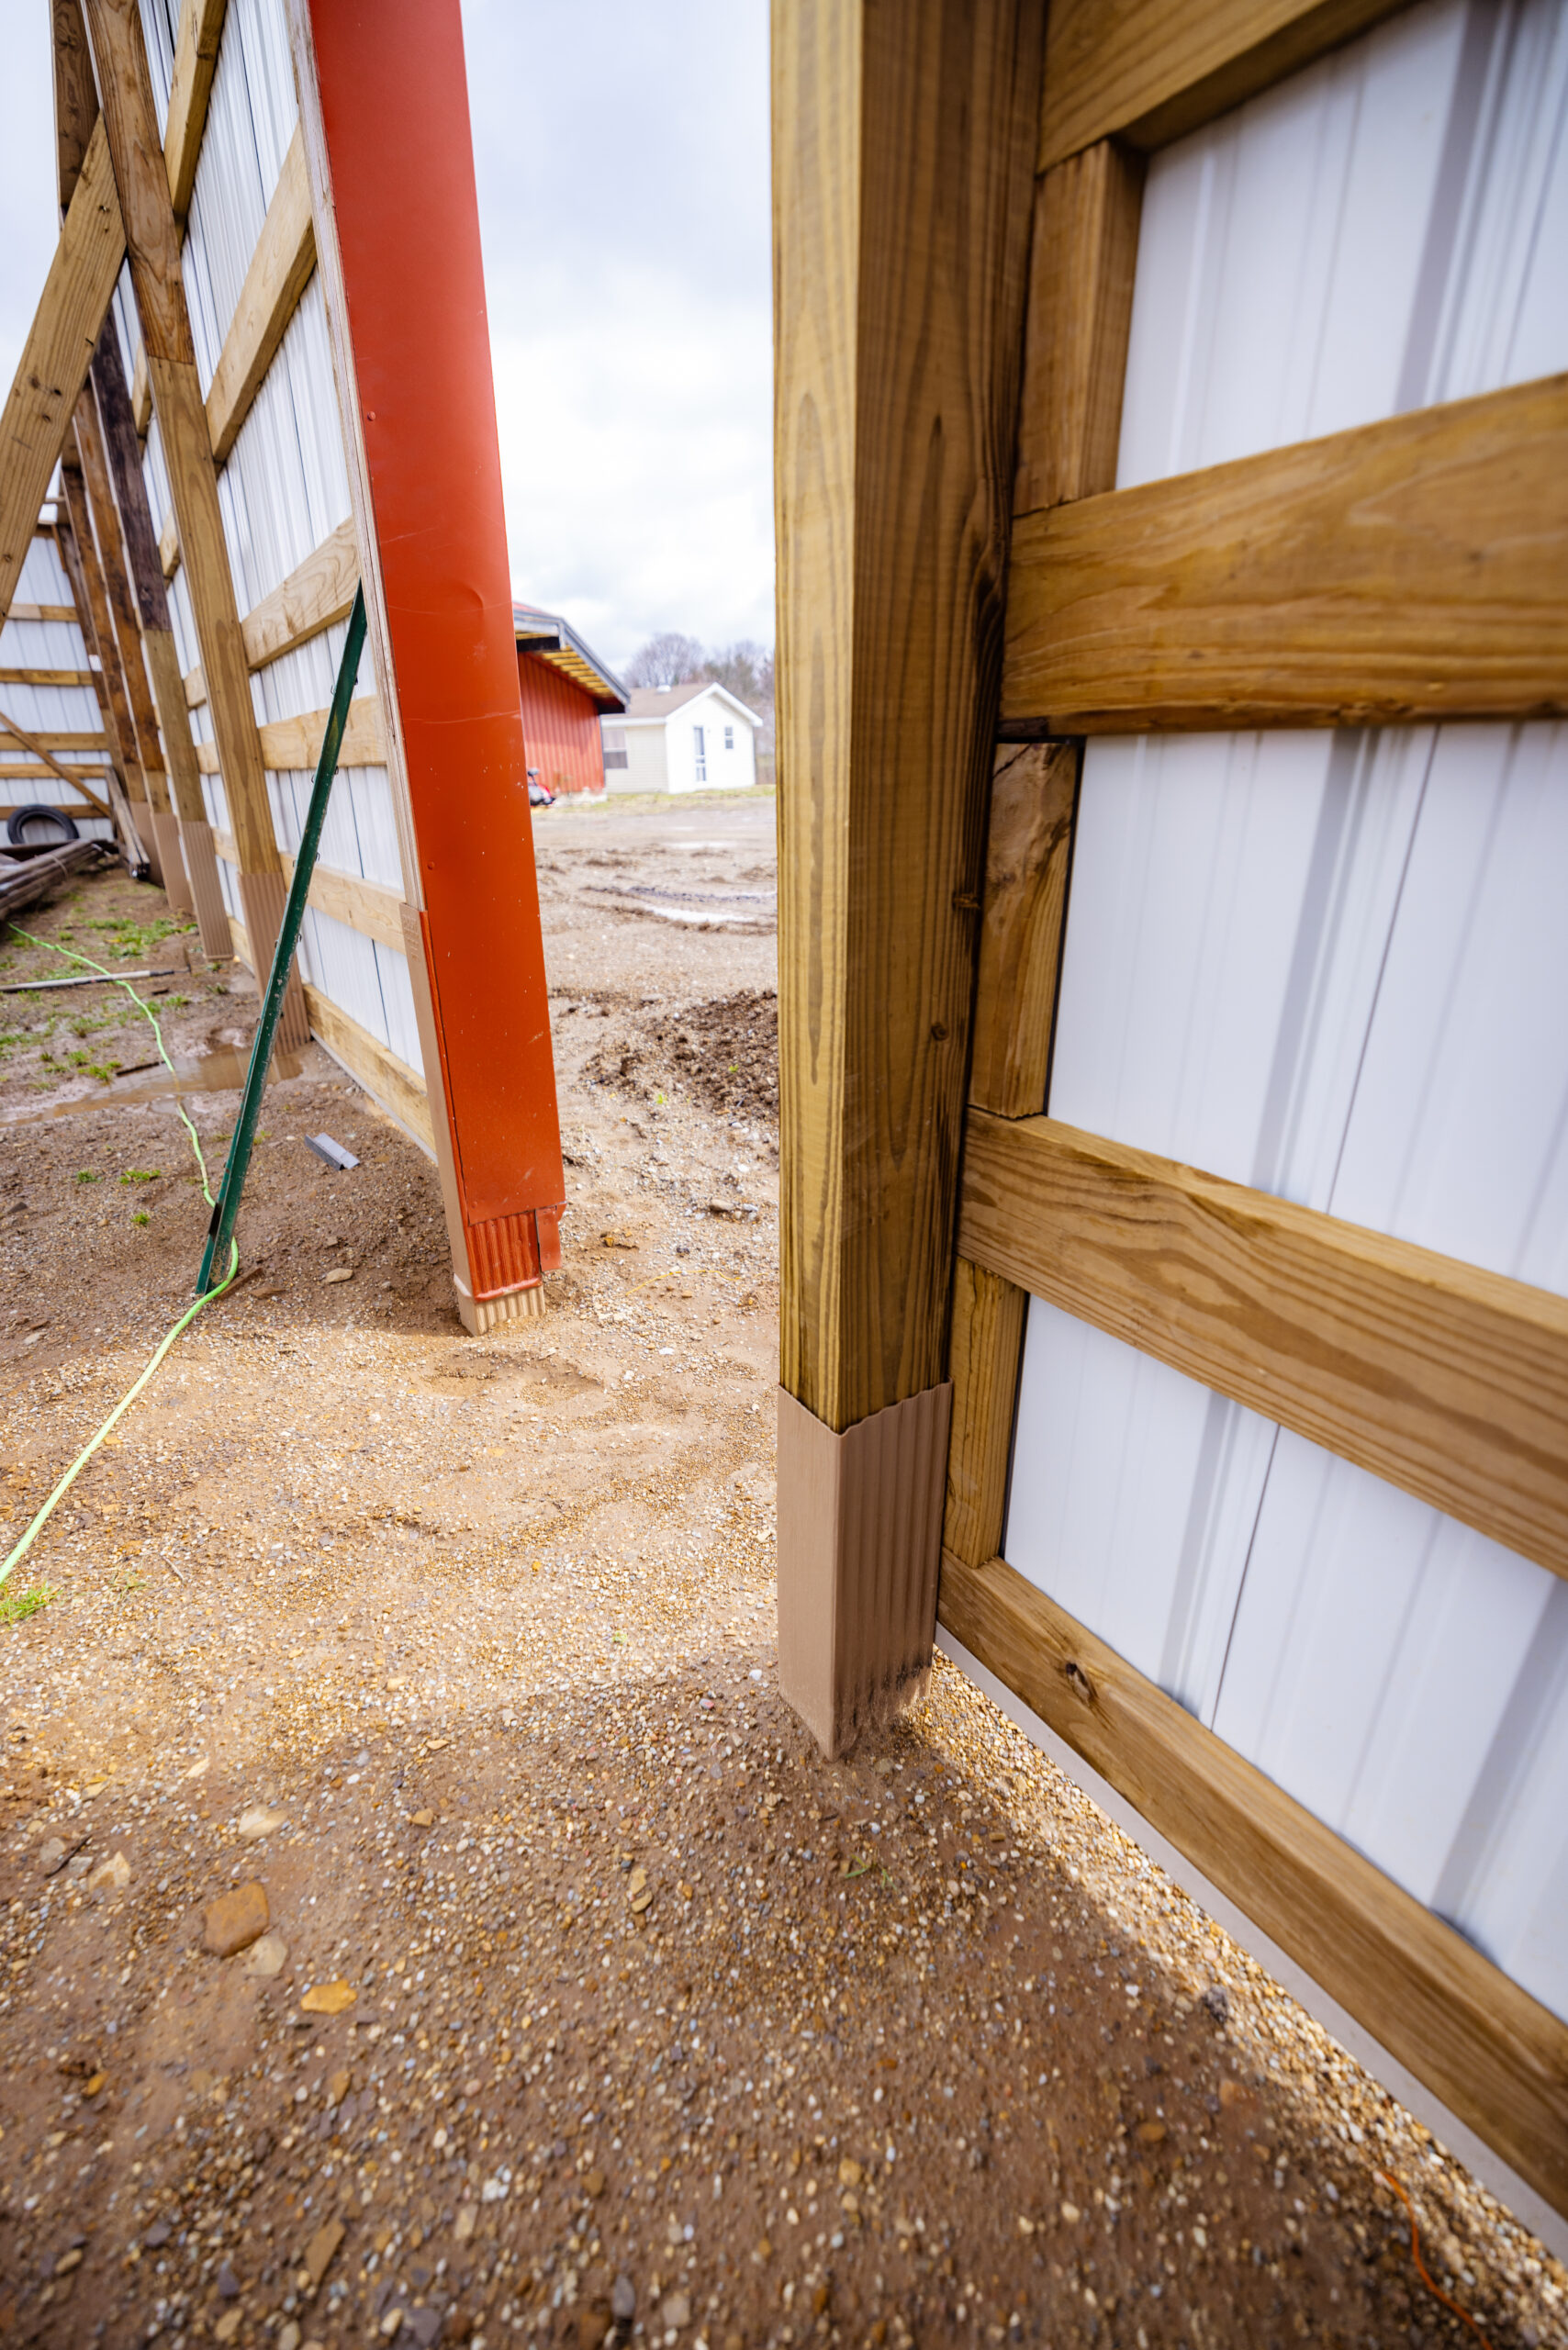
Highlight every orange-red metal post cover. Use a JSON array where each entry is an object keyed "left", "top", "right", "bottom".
[{"left": 303, "top": 0, "right": 565, "bottom": 1271}]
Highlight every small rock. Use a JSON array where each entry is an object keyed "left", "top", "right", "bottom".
[
  {"left": 217, "top": 2259, "right": 241, "bottom": 2299},
  {"left": 454, "top": 2204, "right": 476, "bottom": 2243},
  {"left": 214, "top": 2312, "right": 242, "bottom": 2344},
  {"left": 661, "top": 2291, "right": 691, "bottom": 2329},
  {"left": 38, "top": 1837, "right": 66, "bottom": 1876},
  {"left": 328, "top": 2066, "right": 352, "bottom": 2105},
  {"left": 380, "top": 2312, "right": 403, "bottom": 2340},
  {"left": 611, "top": 2275, "right": 636, "bottom": 2321},
  {"left": 238, "top": 1804, "right": 287, "bottom": 1840},
  {"left": 54, "top": 2247, "right": 83, "bottom": 2277},
  {"left": 1060, "top": 2201, "right": 1081, "bottom": 2225},
  {"left": 1219, "top": 2076, "right": 1250, "bottom": 2109},
  {"left": 406, "top": 2312, "right": 443, "bottom": 2348},
  {"left": 1200, "top": 1986, "right": 1230, "bottom": 2025},
  {"left": 410, "top": 1809, "right": 434, "bottom": 1828},
  {"left": 185, "top": 1756, "right": 210, "bottom": 1779},
  {"left": 83, "top": 2070, "right": 106, "bottom": 2098},
  {"left": 204, "top": 1881, "right": 270, "bottom": 1958},
  {"left": 304, "top": 2219, "right": 344, "bottom": 2287},
  {"left": 143, "top": 2221, "right": 171, "bottom": 2250},
  {"left": 243, "top": 1930, "right": 287, "bottom": 1978},
  {"left": 300, "top": 1977, "right": 357, "bottom": 2015},
  {"left": 584, "top": 2168, "right": 605, "bottom": 2197},
  {"left": 278, "top": 2326, "right": 302, "bottom": 2350},
  {"left": 837, "top": 2158, "right": 863, "bottom": 2188},
  {"left": 323, "top": 1266, "right": 355, "bottom": 1284},
  {"left": 1137, "top": 2120, "right": 1167, "bottom": 2145},
  {"left": 87, "top": 1852, "right": 130, "bottom": 1894}
]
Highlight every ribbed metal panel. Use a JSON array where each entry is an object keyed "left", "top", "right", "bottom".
[
  {"left": 1007, "top": 0, "right": 1568, "bottom": 2029},
  {"left": 0, "top": 539, "right": 114, "bottom": 830},
  {"left": 465, "top": 1210, "right": 543, "bottom": 1300}
]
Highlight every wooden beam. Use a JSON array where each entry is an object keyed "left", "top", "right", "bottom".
[
  {"left": 959, "top": 1112, "right": 1568, "bottom": 1583},
  {"left": 0, "top": 667, "right": 99, "bottom": 689},
  {"left": 0, "top": 116, "right": 125, "bottom": 625},
  {"left": 938, "top": 1547, "right": 1568, "bottom": 2219},
  {"left": 51, "top": 0, "right": 99, "bottom": 213},
  {"left": 205, "top": 124, "right": 315, "bottom": 464},
  {"left": 304, "top": 984, "right": 433, "bottom": 1156},
  {"left": 1038, "top": 0, "right": 1414, "bottom": 172},
  {"left": 0, "top": 767, "right": 114, "bottom": 789},
  {"left": 942, "top": 1259, "right": 1026, "bottom": 1570},
  {"left": 55, "top": 455, "right": 140, "bottom": 802},
  {"left": 129, "top": 340, "right": 151, "bottom": 435},
  {"left": 1004, "top": 374, "right": 1568, "bottom": 731},
  {"left": 241, "top": 517, "right": 359, "bottom": 671},
  {"left": 163, "top": 0, "right": 228, "bottom": 221},
  {"left": 213, "top": 825, "right": 407, "bottom": 954},
  {"left": 194, "top": 695, "right": 385, "bottom": 776},
  {"left": 73, "top": 387, "right": 171, "bottom": 810},
  {"left": 4, "top": 604, "right": 79, "bottom": 625},
  {"left": 0, "top": 704, "right": 113, "bottom": 820},
  {"left": 85, "top": 0, "right": 303, "bottom": 1043},
  {"left": 0, "top": 728, "right": 108, "bottom": 752},
  {"left": 775, "top": 0, "right": 1042, "bottom": 1434},
  {"left": 968, "top": 741, "right": 1079, "bottom": 1121},
  {"left": 1014, "top": 142, "right": 1143, "bottom": 517},
  {"left": 157, "top": 505, "right": 179, "bottom": 578}
]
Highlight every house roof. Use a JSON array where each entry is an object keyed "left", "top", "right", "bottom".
[
  {"left": 622, "top": 679, "right": 764, "bottom": 727},
  {"left": 512, "top": 603, "right": 626, "bottom": 712}
]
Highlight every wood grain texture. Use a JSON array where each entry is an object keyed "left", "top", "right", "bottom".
[
  {"left": 87, "top": 0, "right": 280, "bottom": 878},
  {"left": 56, "top": 456, "right": 140, "bottom": 800},
  {"left": 129, "top": 341, "right": 151, "bottom": 434},
  {"left": 774, "top": 0, "right": 1043, "bottom": 1431},
  {"left": 157, "top": 505, "right": 179, "bottom": 577},
  {"left": 1014, "top": 142, "right": 1143, "bottom": 515},
  {"left": 196, "top": 694, "right": 384, "bottom": 776},
  {"left": 90, "top": 328, "right": 168, "bottom": 632},
  {"left": 0, "top": 116, "right": 124, "bottom": 624},
  {"left": 217, "top": 833, "right": 405, "bottom": 952},
  {"left": 1003, "top": 374, "right": 1568, "bottom": 730},
  {"left": 241, "top": 517, "right": 358, "bottom": 670},
  {"left": 142, "top": 626, "right": 206, "bottom": 823},
  {"left": 0, "top": 726, "right": 107, "bottom": 751},
  {"left": 938, "top": 1548, "right": 1568, "bottom": 2218},
  {"left": 1037, "top": 0, "right": 1414, "bottom": 171},
  {"left": 942, "top": 1258, "right": 1026, "bottom": 1569},
  {"left": 959, "top": 1112, "right": 1568, "bottom": 1583},
  {"left": 303, "top": 982, "right": 433, "bottom": 1156},
  {"left": 163, "top": 0, "right": 227, "bottom": 220},
  {"left": 73, "top": 389, "right": 170, "bottom": 807},
  {"left": 0, "top": 704, "right": 112, "bottom": 819},
  {"left": 5, "top": 604, "right": 79, "bottom": 624},
  {"left": 205, "top": 124, "right": 315, "bottom": 464},
  {"left": 0, "top": 666, "right": 98, "bottom": 688},
  {"left": 969, "top": 740, "right": 1079, "bottom": 1119},
  {"left": 52, "top": 0, "right": 98, "bottom": 212}
]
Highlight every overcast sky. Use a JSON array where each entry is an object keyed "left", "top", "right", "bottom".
[{"left": 0, "top": 0, "right": 775, "bottom": 677}]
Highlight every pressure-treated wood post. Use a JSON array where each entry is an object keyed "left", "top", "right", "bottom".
[
  {"left": 90, "top": 330, "right": 230, "bottom": 943},
  {"left": 56, "top": 453, "right": 140, "bottom": 809},
  {"left": 72, "top": 387, "right": 171, "bottom": 884},
  {"left": 84, "top": 0, "right": 305, "bottom": 1039},
  {"left": 772, "top": 0, "right": 1041, "bottom": 1754}
]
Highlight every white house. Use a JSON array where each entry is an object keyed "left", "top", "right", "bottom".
[{"left": 601, "top": 681, "right": 762, "bottom": 794}]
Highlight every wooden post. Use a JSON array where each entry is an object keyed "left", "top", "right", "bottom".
[
  {"left": 90, "top": 330, "right": 230, "bottom": 943},
  {"left": 53, "top": 507, "right": 150, "bottom": 866},
  {"left": 84, "top": 0, "right": 305, "bottom": 1037},
  {"left": 772, "top": 0, "right": 1041, "bottom": 1753},
  {"left": 72, "top": 388, "right": 171, "bottom": 879},
  {"left": 56, "top": 455, "right": 141, "bottom": 810}
]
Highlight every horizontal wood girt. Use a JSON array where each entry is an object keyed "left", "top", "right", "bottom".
[
  {"left": 1003, "top": 375, "right": 1568, "bottom": 732},
  {"left": 958, "top": 1112, "right": 1568, "bottom": 1583},
  {"left": 195, "top": 694, "right": 384, "bottom": 775},
  {"left": 1038, "top": 0, "right": 1414, "bottom": 171},
  {"left": 937, "top": 1548, "right": 1568, "bottom": 2218},
  {"left": 213, "top": 828, "right": 406, "bottom": 955},
  {"left": 206, "top": 124, "right": 316, "bottom": 464},
  {"left": 164, "top": 0, "right": 227, "bottom": 219}
]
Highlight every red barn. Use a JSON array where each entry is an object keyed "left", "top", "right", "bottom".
[{"left": 513, "top": 603, "right": 626, "bottom": 798}]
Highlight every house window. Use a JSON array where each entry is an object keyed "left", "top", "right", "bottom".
[
  {"left": 693, "top": 724, "right": 707, "bottom": 782},
  {"left": 602, "top": 726, "right": 628, "bottom": 770},
  {"left": 724, "top": 725, "right": 734, "bottom": 751}
]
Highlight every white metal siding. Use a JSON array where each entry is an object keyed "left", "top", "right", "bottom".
[
  {"left": 0, "top": 538, "right": 115, "bottom": 840},
  {"left": 1005, "top": 0, "right": 1568, "bottom": 2026}
]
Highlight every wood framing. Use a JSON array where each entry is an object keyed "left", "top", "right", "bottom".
[
  {"left": 72, "top": 387, "right": 171, "bottom": 812},
  {"left": 1005, "top": 375, "right": 1568, "bottom": 731},
  {"left": 0, "top": 703, "right": 112, "bottom": 822},
  {"left": 1014, "top": 142, "right": 1143, "bottom": 517},
  {"left": 959, "top": 1113, "right": 1568, "bottom": 1583},
  {"left": 56, "top": 456, "right": 141, "bottom": 805},
  {"left": 241, "top": 517, "right": 358, "bottom": 669},
  {"left": 0, "top": 116, "right": 124, "bottom": 622},
  {"left": 939, "top": 1548, "right": 1568, "bottom": 2218},
  {"left": 193, "top": 696, "right": 384, "bottom": 775},
  {"left": 213, "top": 827, "right": 406, "bottom": 954},
  {"left": 205, "top": 125, "right": 315, "bottom": 464},
  {"left": 129, "top": 342, "right": 151, "bottom": 434},
  {"left": 1037, "top": 0, "right": 1414, "bottom": 170},
  {"left": 304, "top": 985, "right": 434, "bottom": 1156},
  {"left": 163, "top": 0, "right": 228, "bottom": 220},
  {"left": 84, "top": 0, "right": 303, "bottom": 1041}
]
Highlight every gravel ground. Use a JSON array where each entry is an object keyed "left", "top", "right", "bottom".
[{"left": 0, "top": 799, "right": 1563, "bottom": 2350}]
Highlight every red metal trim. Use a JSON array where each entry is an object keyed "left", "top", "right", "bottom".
[{"left": 303, "top": 0, "right": 566, "bottom": 1292}]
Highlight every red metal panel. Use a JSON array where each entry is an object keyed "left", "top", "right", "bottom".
[
  {"left": 303, "top": 0, "right": 564, "bottom": 1290},
  {"left": 518, "top": 650, "right": 606, "bottom": 796}
]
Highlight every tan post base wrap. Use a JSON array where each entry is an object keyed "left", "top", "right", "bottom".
[
  {"left": 150, "top": 809, "right": 192, "bottom": 913},
  {"left": 178, "top": 818, "right": 233, "bottom": 959},
  {"left": 454, "top": 1275, "right": 546, "bottom": 1336},
  {"left": 777, "top": 1382, "right": 953, "bottom": 1758},
  {"left": 237, "top": 866, "right": 308, "bottom": 1050}
]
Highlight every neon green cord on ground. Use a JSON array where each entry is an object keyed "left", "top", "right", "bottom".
[{"left": 0, "top": 923, "right": 239, "bottom": 1592}]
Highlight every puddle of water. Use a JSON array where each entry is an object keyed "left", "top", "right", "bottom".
[{"left": 1, "top": 1046, "right": 302, "bottom": 1125}]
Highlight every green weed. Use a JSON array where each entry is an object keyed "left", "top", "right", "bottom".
[
  {"left": 119, "top": 1169, "right": 162, "bottom": 1185},
  {"left": 75, "top": 1169, "right": 100, "bottom": 1184},
  {"left": 0, "top": 1583, "right": 57, "bottom": 1628}
]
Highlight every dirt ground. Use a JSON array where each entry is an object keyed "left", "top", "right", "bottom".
[{"left": 0, "top": 796, "right": 1563, "bottom": 2350}]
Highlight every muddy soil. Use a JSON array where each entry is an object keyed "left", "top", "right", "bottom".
[{"left": 0, "top": 795, "right": 1562, "bottom": 2350}]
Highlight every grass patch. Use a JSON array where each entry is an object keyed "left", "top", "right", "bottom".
[
  {"left": 76, "top": 1169, "right": 101, "bottom": 1184},
  {"left": 120, "top": 1169, "right": 162, "bottom": 1185},
  {"left": 0, "top": 1583, "right": 57, "bottom": 1628}
]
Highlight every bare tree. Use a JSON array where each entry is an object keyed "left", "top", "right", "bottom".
[
  {"left": 625, "top": 632, "right": 706, "bottom": 690},
  {"left": 700, "top": 640, "right": 774, "bottom": 715}
]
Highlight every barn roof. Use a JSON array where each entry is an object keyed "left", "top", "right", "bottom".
[{"left": 512, "top": 603, "right": 627, "bottom": 712}]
